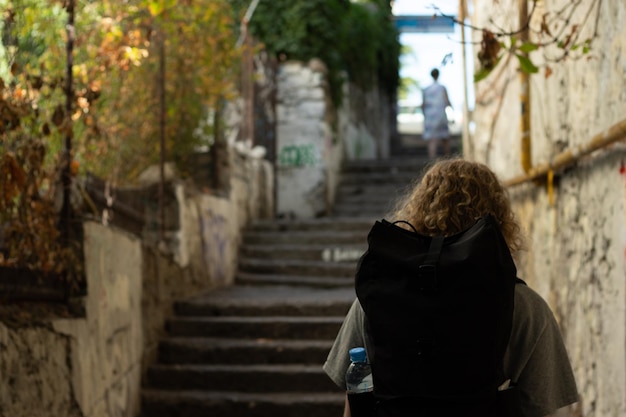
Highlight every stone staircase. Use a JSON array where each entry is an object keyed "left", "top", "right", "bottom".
[
  {"left": 141, "top": 156, "right": 429, "bottom": 417},
  {"left": 331, "top": 157, "right": 431, "bottom": 218}
]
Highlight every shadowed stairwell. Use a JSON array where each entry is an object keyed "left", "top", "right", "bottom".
[{"left": 141, "top": 155, "right": 430, "bottom": 417}]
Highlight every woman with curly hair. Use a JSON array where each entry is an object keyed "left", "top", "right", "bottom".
[
  {"left": 390, "top": 158, "right": 524, "bottom": 254},
  {"left": 323, "top": 158, "right": 578, "bottom": 417}
]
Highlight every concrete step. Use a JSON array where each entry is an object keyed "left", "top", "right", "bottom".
[
  {"left": 333, "top": 197, "right": 401, "bottom": 212},
  {"left": 242, "top": 230, "right": 367, "bottom": 245},
  {"left": 166, "top": 316, "right": 345, "bottom": 339},
  {"left": 146, "top": 364, "right": 338, "bottom": 392},
  {"left": 331, "top": 203, "right": 393, "bottom": 218},
  {"left": 174, "top": 285, "right": 355, "bottom": 316},
  {"left": 141, "top": 390, "right": 344, "bottom": 417},
  {"left": 236, "top": 272, "right": 353, "bottom": 288},
  {"left": 158, "top": 337, "right": 333, "bottom": 365},
  {"left": 239, "top": 258, "right": 356, "bottom": 277},
  {"left": 239, "top": 243, "right": 366, "bottom": 262},
  {"left": 334, "top": 192, "right": 401, "bottom": 204},
  {"left": 335, "top": 183, "right": 411, "bottom": 199},
  {"left": 342, "top": 157, "right": 430, "bottom": 174},
  {"left": 339, "top": 171, "right": 418, "bottom": 186},
  {"left": 393, "top": 134, "right": 462, "bottom": 158},
  {"left": 249, "top": 217, "right": 373, "bottom": 232}
]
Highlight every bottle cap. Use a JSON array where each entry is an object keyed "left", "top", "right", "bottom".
[{"left": 349, "top": 347, "right": 367, "bottom": 363}]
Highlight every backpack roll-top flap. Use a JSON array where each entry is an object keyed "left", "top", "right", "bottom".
[{"left": 355, "top": 215, "right": 517, "bottom": 404}]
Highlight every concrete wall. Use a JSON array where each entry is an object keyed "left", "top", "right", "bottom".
[
  {"left": 470, "top": 1, "right": 626, "bottom": 416},
  {"left": 340, "top": 80, "right": 392, "bottom": 162},
  {"left": 55, "top": 223, "right": 144, "bottom": 417},
  {"left": 275, "top": 59, "right": 392, "bottom": 219},
  {"left": 0, "top": 223, "right": 142, "bottom": 417},
  {"left": 0, "top": 321, "right": 82, "bottom": 417},
  {"left": 142, "top": 148, "right": 273, "bottom": 370},
  {"left": 0, "top": 147, "right": 274, "bottom": 417},
  {"left": 275, "top": 59, "right": 338, "bottom": 218}
]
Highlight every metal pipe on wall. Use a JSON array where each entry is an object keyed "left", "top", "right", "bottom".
[
  {"left": 504, "top": 118, "right": 626, "bottom": 187},
  {"left": 519, "top": 0, "right": 532, "bottom": 173},
  {"left": 459, "top": 0, "right": 472, "bottom": 157}
]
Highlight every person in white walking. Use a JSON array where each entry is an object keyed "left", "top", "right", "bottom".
[{"left": 422, "top": 68, "right": 452, "bottom": 158}]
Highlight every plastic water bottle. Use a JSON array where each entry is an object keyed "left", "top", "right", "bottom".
[{"left": 346, "top": 347, "right": 375, "bottom": 417}]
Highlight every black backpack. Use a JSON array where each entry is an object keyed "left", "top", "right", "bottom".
[{"left": 355, "top": 215, "right": 522, "bottom": 417}]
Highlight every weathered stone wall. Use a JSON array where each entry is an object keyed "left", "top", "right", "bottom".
[
  {"left": 275, "top": 59, "right": 392, "bottom": 218},
  {"left": 56, "top": 223, "right": 144, "bottom": 417},
  {"left": 275, "top": 59, "right": 338, "bottom": 218},
  {"left": 0, "top": 147, "right": 274, "bottom": 417},
  {"left": 142, "top": 148, "right": 273, "bottom": 370},
  {"left": 0, "top": 223, "right": 143, "bottom": 417},
  {"left": 0, "top": 323, "right": 81, "bottom": 417},
  {"left": 340, "top": 79, "right": 392, "bottom": 161},
  {"left": 471, "top": 1, "right": 626, "bottom": 416}
]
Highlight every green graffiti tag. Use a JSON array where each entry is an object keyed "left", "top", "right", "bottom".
[{"left": 278, "top": 144, "right": 317, "bottom": 167}]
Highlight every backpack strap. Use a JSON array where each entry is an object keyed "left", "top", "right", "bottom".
[
  {"left": 392, "top": 220, "right": 418, "bottom": 233},
  {"left": 495, "top": 278, "right": 526, "bottom": 417},
  {"left": 416, "top": 235, "right": 444, "bottom": 290}
]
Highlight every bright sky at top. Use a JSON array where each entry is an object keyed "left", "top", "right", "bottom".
[
  {"left": 392, "top": 0, "right": 474, "bottom": 111},
  {"left": 392, "top": 0, "right": 459, "bottom": 15}
]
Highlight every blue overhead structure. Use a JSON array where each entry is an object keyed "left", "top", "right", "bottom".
[{"left": 394, "top": 15, "right": 456, "bottom": 33}]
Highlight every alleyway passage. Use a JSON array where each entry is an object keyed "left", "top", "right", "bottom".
[{"left": 140, "top": 146, "right": 434, "bottom": 416}]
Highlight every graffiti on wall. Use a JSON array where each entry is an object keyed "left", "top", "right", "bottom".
[
  {"left": 278, "top": 144, "right": 317, "bottom": 167},
  {"left": 200, "top": 209, "right": 228, "bottom": 285},
  {"left": 105, "top": 333, "right": 130, "bottom": 417},
  {"left": 321, "top": 247, "right": 363, "bottom": 263}
]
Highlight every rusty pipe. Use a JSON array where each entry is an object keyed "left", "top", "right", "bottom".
[{"left": 504, "top": 118, "right": 626, "bottom": 187}]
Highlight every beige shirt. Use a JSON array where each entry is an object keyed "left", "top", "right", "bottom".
[{"left": 323, "top": 284, "right": 579, "bottom": 417}]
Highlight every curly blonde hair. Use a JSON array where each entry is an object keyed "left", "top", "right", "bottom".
[{"left": 389, "top": 158, "right": 524, "bottom": 254}]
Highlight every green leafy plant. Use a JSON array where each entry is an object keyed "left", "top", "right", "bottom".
[
  {"left": 0, "top": 0, "right": 242, "bottom": 277},
  {"left": 0, "top": 1, "right": 72, "bottom": 274},
  {"left": 232, "top": 0, "right": 400, "bottom": 106}
]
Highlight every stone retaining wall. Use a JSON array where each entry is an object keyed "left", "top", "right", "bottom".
[
  {"left": 0, "top": 146, "right": 273, "bottom": 417},
  {"left": 471, "top": 1, "right": 626, "bottom": 415}
]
